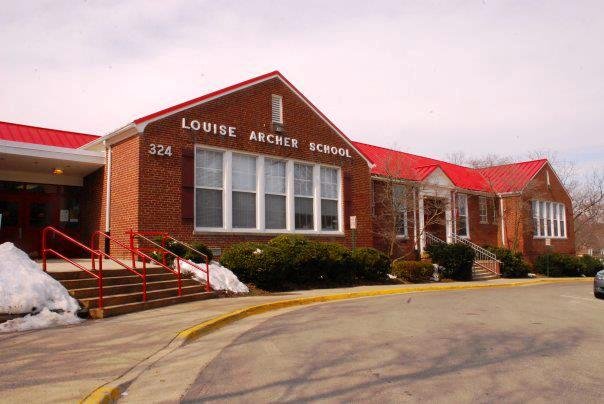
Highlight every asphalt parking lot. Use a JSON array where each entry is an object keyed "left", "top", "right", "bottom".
[{"left": 175, "top": 283, "right": 602, "bottom": 403}]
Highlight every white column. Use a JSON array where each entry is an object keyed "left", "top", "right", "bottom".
[
  {"left": 445, "top": 195, "right": 452, "bottom": 243},
  {"left": 418, "top": 195, "right": 425, "bottom": 253}
]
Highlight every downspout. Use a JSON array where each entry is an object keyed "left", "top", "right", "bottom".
[
  {"left": 499, "top": 196, "right": 506, "bottom": 247},
  {"left": 104, "top": 141, "right": 112, "bottom": 236}
]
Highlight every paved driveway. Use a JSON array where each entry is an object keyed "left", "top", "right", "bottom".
[{"left": 178, "top": 283, "right": 601, "bottom": 403}]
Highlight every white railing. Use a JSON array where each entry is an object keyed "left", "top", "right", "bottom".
[
  {"left": 451, "top": 234, "right": 500, "bottom": 275},
  {"left": 424, "top": 232, "right": 446, "bottom": 248}
]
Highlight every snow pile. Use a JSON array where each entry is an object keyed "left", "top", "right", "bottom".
[
  {"left": 0, "top": 242, "right": 83, "bottom": 332},
  {"left": 179, "top": 260, "right": 249, "bottom": 293}
]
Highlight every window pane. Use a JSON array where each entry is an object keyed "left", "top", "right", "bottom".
[
  {"left": 457, "top": 194, "right": 467, "bottom": 215},
  {"left": 265, "top": 194, "right": 286, "bottom": 229},
  {"left": 320, "top": 167, "right": 338, "bottom": 199},
  {"left": 196, "top": 149, "right": 223, "bottom": 188},
  {"left": 295, "top": 197, "right": 313, "bottom": 229},
  {"left": 0, "top": 200, "right": 19, "bottom": 227},
  {"left": 458, "top": 217, "right": 468, "bottom": 236},
  {"left": 393, "top": 186, "right": 406, "bottom": 213},
  {"left": 232, "top": 154, "right": 256, "bottom": 191},
  {"left": 232, "top": 191, "right": 256, "bottom": 228},
  {"left": 321, "top": 199, "right": 338, "bottom": 230},
  {"left": 532, "top": 201, "right": 539, "bottom": 236},
  {"left": 294, "top": 164, "right": 313, "bottom": 196},
  {"left": 265, "top": 159, "right": 286, "bottom": 194},
  {"left": 196, "top": 188, "right": 222, "bottom": 227}
]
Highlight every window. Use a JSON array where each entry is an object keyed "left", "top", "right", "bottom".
[
  {"left": 194, "top": 147, "right": 341, "bottom": 233},
  {"left": 321, "top": 167, "right": 339, "bottom": 230},
  {"left": 479, "top": 196, "right": 488, "bottom": 224},
  {"left": 456, "top": 194, "right": 469, "bottom": 237},
  {"left": 195, "top": 149, "right": 224, "bottom": 228},
  {"left": 265, "top": 159, "right": 286, "bottom": 229},
  {"left": 271, "top": 94, "right": 283, "bottom": 124},
  {"left": 232, "top": 154, "right": 257, "bottom": 228},
  {"left": 393, "top": 185, "right": 408, "bottom": 237},
  {"left": 294, "top": 163, "right": 314, "bottom": 230},
  {"left": 532, "top": 200, "right": 539, "bottom": 236},
  {"left": 531, "top": 200, "right": 567, "bottom": 238}
]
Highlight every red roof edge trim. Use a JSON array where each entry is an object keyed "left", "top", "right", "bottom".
[
  {"left": 0, "top": 120, "right": 98, "bottom": 140},
  {"left": 133, "top": 70, "right": 281, "bottom": 124}
]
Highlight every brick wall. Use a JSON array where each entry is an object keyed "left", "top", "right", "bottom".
[
  {"left": 520, "top": 165, "right": 575, "bottom": 262},
  {"left": 465, "top": 194, "right": 498, "bottom": 247},
  {"left": 108, "top": 136, "right": 140, "bottom": 255},
  {"left": 110, "top": 77, "right": 374, "bottom": 254},
  {"left": 81, "top": 167, "right": 106, "bottom": 249}
]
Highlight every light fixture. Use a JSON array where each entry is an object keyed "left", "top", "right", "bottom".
[{"left": 53, "top": 168, "right": 64, "bottom": 175}]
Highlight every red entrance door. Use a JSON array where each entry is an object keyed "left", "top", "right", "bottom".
[{"left": 0, "top": 192, "right": 57, "bottom": 257}]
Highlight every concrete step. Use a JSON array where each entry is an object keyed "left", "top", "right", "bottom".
[
  {"left": 50, "top": 266, "right": 167, "bottom": 281},
  {"left": 57, "top": 272, "right": 178, "bottom": 289},
  {"left": 472, "top": 266, "right": 499, "bottom": 280},
  {"left": 68, "top": 278, "right": 200, "bottom": 299},
  {"left": 88, "top": 292, "right": 217, "bottom": 318},
  {"left": 79, "top": 284, "right": 205, "bottom": 309}
]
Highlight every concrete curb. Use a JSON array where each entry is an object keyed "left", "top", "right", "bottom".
[{"left": 80, "top": 277, "right": 590, "bottom": 403}]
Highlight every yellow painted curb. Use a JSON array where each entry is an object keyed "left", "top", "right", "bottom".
[
  {"left": 81, "top": 385, "right": 121, "bottom": 404},
  {"left": 176, "top": 277, "right": 591, "bottom": 343},
  {"left": 81, "top": 277, "right": 590, "bottom": 403}
]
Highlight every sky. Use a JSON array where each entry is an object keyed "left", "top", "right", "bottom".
[{"left": 1, "top": 0, "right": 602, "bottom": 173}]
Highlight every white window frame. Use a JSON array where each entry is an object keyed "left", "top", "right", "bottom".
[
  {"left": 479, "top": 196, "right": 488, "bottom": 224},
  {"left": 193, "top": 145, "right": 343, "bottom": 235},
  {"left": 531, "top": 199, "right": 567, "bottom": 239},
  {"left": 456, "top": 193, "right": 470, "bottom": 238}
]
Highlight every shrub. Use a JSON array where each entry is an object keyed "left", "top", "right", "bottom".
[
  {"left": 184, "top": 242, "right": 214, "bottom": 263},
  {"left": 486, "top": 247, "right": 529, "bottom": 278},
  {"left": 220, "top": 242, "right": 285, "bottom": 288},
  {"left": 578, "top": 255, "right": 604, "bottom": 277},
  {"left": 426, "top": 243, "right": 475, "bottom": 281},
  {"left": 391, "top": 260, "right": 434, "bottom": 283},
  {"left": 267, "top": 235, "right": 321, "bottom": 282},
  {"left": 352, "top": 247, "right": 390, "bottom": 281},
  {"left": 534, "top": 253, "right": 582, "bottom": 277}
]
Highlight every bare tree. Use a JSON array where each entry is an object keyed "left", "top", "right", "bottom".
[{"left": 372, "top": 150, "right": 450, "bottom": 258}]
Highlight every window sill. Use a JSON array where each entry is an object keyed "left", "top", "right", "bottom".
[
  {"left": 193, "top": 228, "right": 345, "bottom": 237},
  {"left": 533, "top": 236, "right": 568, "bottom": 240}
]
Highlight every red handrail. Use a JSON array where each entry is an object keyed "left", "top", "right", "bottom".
[
  {"left": 127, "top": 230, "right": 211, "bottom": 293},
  {"left": 91, "top": 231, "right": 148, "bottom": 302},
  {"left": 42, "top": 226, "right": 104, "bottom": 309}
]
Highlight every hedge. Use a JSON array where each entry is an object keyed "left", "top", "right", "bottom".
[
  {"left": 425, "top": 243, "right": 475, "bottom": 281},
  {"left": 579, "top": 255, "right": 604, "bottom": 277},
  {"left": 534, "top": 253, "right": 582, "bottom": 277},
  {"left": 219, "top": 235, "right": 391, "bottom": 290},
  {"left": 391, "top": 260, "right": 434, "bottom": 283},
  {"left": 486, "top": 247, "right": 529, "bottom": 278}
]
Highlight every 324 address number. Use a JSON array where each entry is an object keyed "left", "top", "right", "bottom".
[{"left": 149, "top": 144, "right": 172, "bottom": 156}]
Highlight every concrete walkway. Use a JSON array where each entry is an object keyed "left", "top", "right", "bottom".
[{"left": 0, "top": 278, "right": 591, "bottom": 403}]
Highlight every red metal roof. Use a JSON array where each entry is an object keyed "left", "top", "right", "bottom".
[
  {"left": 353, "top": 141, "right": 547, "bottom": 193},
  {"left": 477, "top": 159, "right": 548, "bottom": 193},
  {"left": 0, "top": 121, "right": 98, "bottom": 149}
]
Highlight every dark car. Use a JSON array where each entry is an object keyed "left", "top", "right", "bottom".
[{"left": 594, "top": 270, "right": 604, "bottom": 299}]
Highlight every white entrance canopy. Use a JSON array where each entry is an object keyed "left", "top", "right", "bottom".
[{"left": 0, "top": 139, "right": 105, "bottom": 186}]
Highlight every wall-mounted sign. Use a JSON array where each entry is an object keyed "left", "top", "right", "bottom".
[
  {"left": 149, "top": 144, "right": 173, "bottom": 156},
  {"left": 181, "top": 118, "right": 236, "bottom": 137},
  {"left": 310, "top": 142, "right": 351, "bottom": 158},
  {"left": 350, "top": 216, "right": 357, "bottom": 229},
  {"left": 249, "top": 131, "right": 299, "bottom": 149},
  {"left": 180, "top": 117, "right": 352, "bottom": 158}
]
